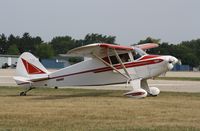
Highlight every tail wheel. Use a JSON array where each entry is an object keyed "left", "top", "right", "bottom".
[{"left": 19, "top": 92, "right": 26, "bottom": 96}]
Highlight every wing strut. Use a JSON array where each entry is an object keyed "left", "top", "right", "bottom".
[
  {"left": 106, "top": 48, "right": 112, "bottom": 64},
  {"left": 113, "top": 49, "right": 131, "bottom": 79},
  {"left": 92, "top": 53, "right": 130, "bottom": 80}
]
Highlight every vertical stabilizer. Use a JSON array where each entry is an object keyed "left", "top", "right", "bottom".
[{"left": 15, "top": 52, "right": 49, "bottom": 81}]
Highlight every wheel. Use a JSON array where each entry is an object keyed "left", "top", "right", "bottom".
[
  {"left": 20, "top": 92, "right": 26, "bottom": 96},
  {"left": 149, "top": 94, "right": 158, "bottom": 97}
]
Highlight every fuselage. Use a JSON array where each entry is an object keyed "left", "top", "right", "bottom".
[{"left": 31, "top": 53, "right": 177, "bottom": 87}]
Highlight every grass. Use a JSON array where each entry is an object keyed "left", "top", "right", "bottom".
[
  {"left": 156, "top": 77, "right": 200, "bottom": 81},
  {"left": 0, "top": 86, "right": 200, "bottom": 131}
]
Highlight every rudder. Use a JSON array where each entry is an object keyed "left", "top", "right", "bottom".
[{"left": 16, "top": 52, "right": 49, "bottom": 78}]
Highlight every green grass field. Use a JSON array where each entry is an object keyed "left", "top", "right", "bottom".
[
  {"left": 0, "top": 86, "right": 200, "bottom": 131},
  {"left": 156, "top": 77, "right": 200, "bottom": 81}
]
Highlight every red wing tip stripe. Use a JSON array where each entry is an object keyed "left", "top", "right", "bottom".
[
  {"left": 21, "top": 58, "right": 46, "bottom": 74},
  {"left": 99, "top": 43, "right": 133, "bottom": 50},
  {"left": 138, "top": 43, "right": 159, "bottom": 50}
]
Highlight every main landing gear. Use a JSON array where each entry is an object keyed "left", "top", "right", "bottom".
[{"left": 19, "top": 87, "right": 35, "bottom": 96}]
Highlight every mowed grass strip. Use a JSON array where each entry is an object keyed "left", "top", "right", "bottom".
[
  {"left": 0, "top": 86, "right": 200, "bottom": 131},
  {"left": 156, "top": 77, "right": 200, "bottom": 81}
]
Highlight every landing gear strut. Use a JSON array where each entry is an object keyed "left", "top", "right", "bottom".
[{"left": 19, "top": 87, "right": 35, "bottom": 96}]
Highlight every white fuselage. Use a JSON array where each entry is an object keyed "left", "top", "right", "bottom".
[{"left": 31, "top": 54, "right": 172, "bottom": 87}]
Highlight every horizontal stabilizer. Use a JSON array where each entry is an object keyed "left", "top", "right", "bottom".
[
  {"left": 13, "top": 76, "right": 32, "bottom": 85},
  {"left": 13, "top": 75, "right": 49, "bottom": 85}
]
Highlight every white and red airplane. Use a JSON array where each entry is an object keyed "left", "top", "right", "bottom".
[{"left": 13, "top": 43, "right": 178, "bottom": 98}]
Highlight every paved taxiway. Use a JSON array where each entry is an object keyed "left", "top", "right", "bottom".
[{"left": 0, "top": 69, "right": 200, "bottom": 92}]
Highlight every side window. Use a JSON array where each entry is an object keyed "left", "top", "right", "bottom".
[
  {"left": 102, "top": 57, "right": 110, "bottom": 63},
  {"left": 109, "top": 53, "right": 130, "bottom": 65},
  {"left": 119, "top": 53, "right": 130, "bottom": 63},
  {"left": 110, "top": 56, "right": 119, "bottom": 64}
]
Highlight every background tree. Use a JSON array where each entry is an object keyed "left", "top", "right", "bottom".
[
  {"left": 0, "top": 34, "right": 8, "bottom": 54},
  {"left": 7, "top": 44, "right": 20, "bottom": 55},
  {"left": 181, "top": 39, "right": 200, "bottom": 61},
  {"left": 35, "top": 43, "right": 54, "bottom": 58},
  {"left": 147, "top": 42, "right": 173, "bottom": 55},
  {"left": 6, "top": 34, "right": 20, "bottom": 55},
  {"left": 137, "top": 37, "right": 160, "bottom": 45},
  {"left": 17, "top": 32, "right": 43, "bottom": 54},
  {"left": 82, "top": 33, "right": 116, "bottom": 45},
  {"left": 49, "top": 36, "right": 76, "bottom": 55}
]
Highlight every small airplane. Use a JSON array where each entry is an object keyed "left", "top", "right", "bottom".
[{"left": 13, "top": 43, "right": 178, "bottom": 98}]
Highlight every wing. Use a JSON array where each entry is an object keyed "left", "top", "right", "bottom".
[
  {"left": 67, "top": 43, "right": 133, "bottom": 57},
  {"left": 136, "top": 43, "right": 158, "bottom": 50},
  {"left": 67, "top": 43, "right": 158, "bottom": 57}
]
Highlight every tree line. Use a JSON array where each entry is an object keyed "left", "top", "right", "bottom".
[
  {"left": 0, "top": 33, "right": 115, "bottom": 58},
  {"left": 0, "top": 33, "right": 200, "bottom": 67},
  {"left": 138, "top": 37, "right": 200, "bottom": 67}
]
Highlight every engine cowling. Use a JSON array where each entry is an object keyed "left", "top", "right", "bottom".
[
  {"left": 124, "top": 88, "right": 147, "bottom": 98},
  {"left": 149, "top": 87, "right": 160, "bottom": 96}
]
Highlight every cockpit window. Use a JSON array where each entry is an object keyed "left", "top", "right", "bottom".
[
  {"left": 109, "top": 53, "right": 130, "bottom": 65},
  {"left": 103, "top": 48, "right": 145, "bottom": 65},
  {"left": 132, "top": 48, "right": 147, "bottom": 60}
]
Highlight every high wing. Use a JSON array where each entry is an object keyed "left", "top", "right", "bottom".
[
  {"left": 67, "top": 43, "right": 133, "bottom": 58},
  {"left": 67, "top": 43, "right": 158, "bottom": 57},
  {"left": 136, "top": 43, "right": 158, "bottom": 50}
]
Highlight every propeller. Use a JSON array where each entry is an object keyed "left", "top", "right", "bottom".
[{"left": 177, "top": 59, "right": 182, "bottom": 65}]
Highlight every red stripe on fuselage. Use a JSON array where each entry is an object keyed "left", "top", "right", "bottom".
[
  {"left": 93, "top": 59, "right": 163, "bottom": 73},
  {"left": 138, "top": 55, "right": 160, "bottom": 60},
  {"left": 50, "top": 58, "right": 163, "bottom": 79},
  {"left": 19, "top": 58, "right": 164, "bottom": 85}
]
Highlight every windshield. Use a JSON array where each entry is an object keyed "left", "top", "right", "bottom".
[{"left": 132, "top": 47, "right": 147, "bottom": 60}]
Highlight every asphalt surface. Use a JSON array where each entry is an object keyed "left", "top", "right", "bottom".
[{"left": 0, "top": 69, "right": 200, "bottom": 92}]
